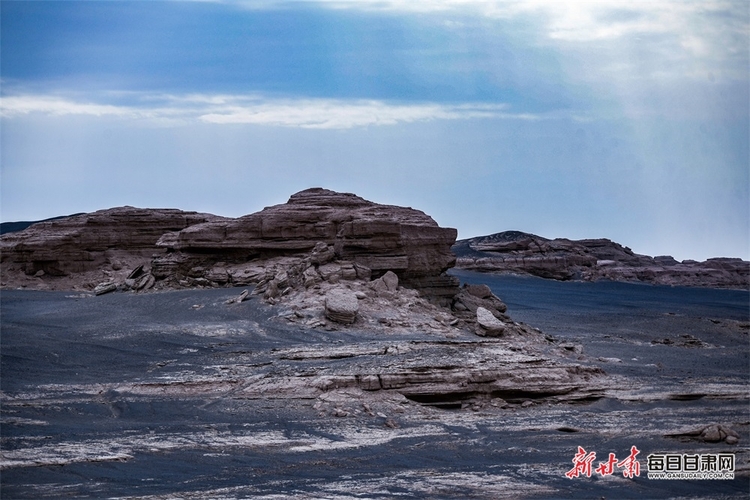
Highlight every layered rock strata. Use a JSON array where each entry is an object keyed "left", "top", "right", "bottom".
[
  {"left": 454, "top": 231, "right": 749, "bottom": 289},
  {"left": 0, "top": 189, "right": 458, "bottom": 293},
  {"left": 1, "top": 189, "right": 522, "bottom": 335},
  {"left": 0, "top": 207, "right": 226, "bottom": 289},
  {"left": 153, "top": 188, "right": 459, "bottom": 298}
]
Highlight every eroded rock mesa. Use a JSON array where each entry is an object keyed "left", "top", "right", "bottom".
[
  {"left": 152, "top": 188, "right": 459, "bottom": 298},
  {"left": 1, "top": 189, "right": 462, "bottom": 297},
  {"left": 454, "top": 231, "right": 749, "bottom": 289},
  {"left": 0, "top": 207, "right": 226, "bottom": 289}
]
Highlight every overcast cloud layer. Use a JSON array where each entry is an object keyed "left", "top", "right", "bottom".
[{"left": 1, "top": 0, "right": 748, "bottom": 261}]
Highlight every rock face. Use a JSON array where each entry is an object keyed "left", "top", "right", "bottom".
[
  {"left": 153, "top": 188, "right": 459, "bottom": 298},
  {"left": 0, "top": 207, "right": 226, "bottom": 288},
  {"left": 0, "top": 189, "right": 459, "bottom": 297},
  {"left": 454, "top": 231, "right": 749, "bottom": 289}
]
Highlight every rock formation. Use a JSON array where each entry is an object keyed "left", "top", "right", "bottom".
[
  {"left": 0, "top": 189, "right": 456, "bottom": 291},
  {"left": 1, "top": 188, "right": 519, "bottom": 336},
  {"left": 324, "top": 288, "right": 359, "bottom": 324},
  {"left": 665, "top": 423, "right": 741, "bottom": 445},
  {"left": 454, "top": 231, "right": 749, "bottom": 289},
  {"left": 0, "top": 207, "right": 226, "bottom": 290},
  {"left": 152, "top": 188, "right": 459, "bottom": 299}
]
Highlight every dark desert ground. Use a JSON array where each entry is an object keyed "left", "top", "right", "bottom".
[{"left": 1, "top": 271, "right": 748, "bottom": 499}]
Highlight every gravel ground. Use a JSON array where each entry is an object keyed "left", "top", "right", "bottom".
[{"left": 1, "top": 276, "right": 748, "bottom": 499}]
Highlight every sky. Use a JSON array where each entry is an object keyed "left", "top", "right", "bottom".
[{"left": 1, "top": 0, "right": 748, "bottom": 261}]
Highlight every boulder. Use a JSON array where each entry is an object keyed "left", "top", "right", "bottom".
[
  {"left": 318, "top": 263, "right": 342, "bottom": 283},
  {"left": 464, "top": 283, "right": 492, "bottom": 299},
  {"left": 309, "top": 242, "right": 335, "bottom": 265},
  {"left": 303, "top": 266, "right": 322, "bottom": 288},
  {"left": 453, "top": 288, "right": 507, "bottom": 316},
  {"left": 476, "top": 307, "right": 506, "bottom": 336},
  {"left": 339, "top": 262, "right": 358, "bottom": 280},
  {"left": 370, "top": 270, "right": 399, "bottom": 295},
  {"left": 381, "top": 270, "right": 399, "bottom": 291},
  {"left": 94, "top": 281, "right": 117, "bottom": 296},
  {"left": 325, "top": 288, "right": 359, "bottom": 324}
]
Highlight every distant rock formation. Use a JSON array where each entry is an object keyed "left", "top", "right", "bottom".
[
  {"left": 454, "top": 231, "right": 749, "bottom": 289},
  {"left": 0, "top": 213, "right": 86, "bottom": 235}
]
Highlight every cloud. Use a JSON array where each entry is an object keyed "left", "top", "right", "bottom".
[
  {"left": 0, "top": 93, "right": 538, "bottom": 129},
  {"left": 221, "top": 0, "right": 747, "bottom": 90},
  {"left": 230, "top": 0, "right": 746, "bottom": 40},
  {"left": 196, "top": 99, "right": 537, "bottom": 128},
  {"left": 0, "top": 95, "right": 138, "bottom": 119}
]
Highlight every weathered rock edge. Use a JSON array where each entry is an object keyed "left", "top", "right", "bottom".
[
  {"left": 153, "top": 188, "right": 459, "bottom": 298},
  {"left": 1, "top": 188, "right": 459, "bottom": 296},
  {"left": 0, "top": 188, "right": 516, "bottom": 334},
  {"left": 454, "top": 231, "right": 750, "bottom": 289}
]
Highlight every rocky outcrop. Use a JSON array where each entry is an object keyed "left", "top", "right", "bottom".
[
  {"left": 665, "top": 423, "right": 741, "bottom": 445},
  {"left": 0, "top": 190, "right": 530, "bottom": 337},
  {"left": 0, "top": 189, "right": 458, "bottom": 296},
  {"left": 0, "top": 207, "right": 227, "bottom": 289},
  {"left": 152, "top": 188, "right": 458, "bottom": 298},
  {"left": 454, "top": 231, "right": 749, "bottom": 289}
]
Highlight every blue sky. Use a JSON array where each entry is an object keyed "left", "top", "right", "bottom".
[{"left": 1, "top": 0, "right": 748, "bottom": 261}]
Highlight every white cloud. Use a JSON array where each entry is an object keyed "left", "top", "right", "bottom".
[
  {"left": 0, "top": 93, "right": 537, "bottom": 129},
  {"left": 0, "top": 95, "right": 137, "bottom": 119},
  {"left": 197, "top": 99, "right": 536, "bottom": 128}
]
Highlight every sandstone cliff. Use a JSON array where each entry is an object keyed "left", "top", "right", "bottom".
[{"left": 454, "top": 231, "right": 749, "bottom": 289}]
